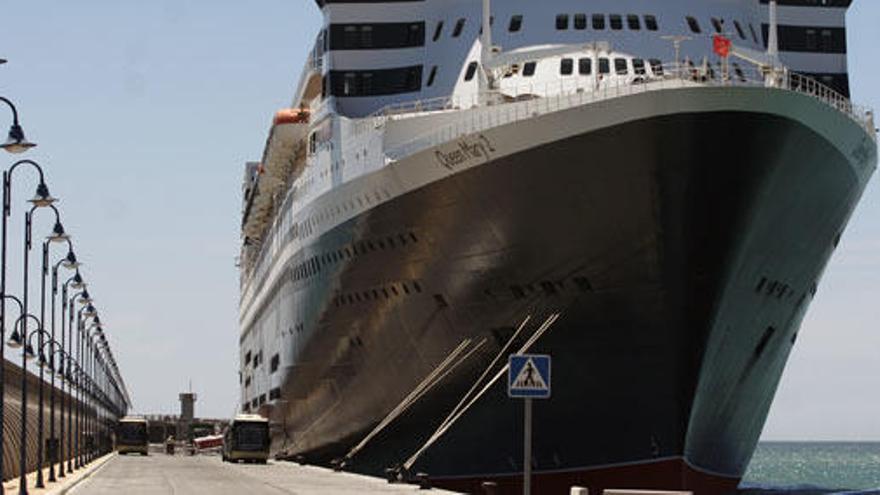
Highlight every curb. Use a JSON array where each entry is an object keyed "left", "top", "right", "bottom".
[{"left": 47, "top": 454, "right": 116, "bottom": 495}]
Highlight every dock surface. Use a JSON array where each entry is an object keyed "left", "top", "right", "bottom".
[{"left": 70, "top": 454, "right": 461, "bottom": 494}]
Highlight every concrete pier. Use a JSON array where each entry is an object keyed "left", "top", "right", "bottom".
[{"left": 71, "top": 454, "right": 461, "bottom": 494}]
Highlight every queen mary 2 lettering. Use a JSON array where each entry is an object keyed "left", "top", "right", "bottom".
[{"left": 237, "top": 0, "right": 876, "bottom": 493}]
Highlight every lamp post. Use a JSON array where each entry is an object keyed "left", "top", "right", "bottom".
[
  {"left": 47, "top": 346, "right": 72, "bottom": 481},
  {"left": 65, "top": 291, "right": 89, "bottom": 474},
  {"left": 39, "top": 237, "right": 76, "bottom": 484},
  {"left": 51, "top": 267, "right": 80, "bottom": 480},
  {"left": 7, "top": 312, "right": 44, "bottom": 495},
  {"left": 72, "top": 300, "right": 95, "bottom": 469},
  {"left": 21, "top": 202, "right": 69, "bottom": 489},
  {"left": 1, "top": 160, "right": 54, "bottom": 488},
  {"left": 0, "top": 96, "right": 37, "bottom": 154}
]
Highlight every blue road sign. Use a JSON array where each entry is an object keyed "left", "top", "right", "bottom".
[{"left": 508, "top": 354, "right": 551, "bottom": 399}]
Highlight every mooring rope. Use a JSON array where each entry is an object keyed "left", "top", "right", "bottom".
[
  {"left": 343, "top": 336, "right": 485, "bottom": 462},
  {"left": 402, "top": 312, "right": 560, "bottom": 471}
]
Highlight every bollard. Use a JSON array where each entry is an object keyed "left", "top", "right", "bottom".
[
  {"left": 385, "top": 467, "right": 399, "bottom": 483},
  {"left": 481, "top": 481, "right": 499, "bottom": 495},
  {"left": 331, "top": 458, "right": 344, "bottom": 472},
  {"left": 416, "top": 472, "right": 431, "bottom": 490},
  {"left": 570, "top": 487, "right": 589, "bottom": 495}
]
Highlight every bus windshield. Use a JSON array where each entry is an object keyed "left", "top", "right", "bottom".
[
  {"left": 118, "top": 421, "right": 148, "bottom": 446},
  {"left": 234, "top": 422, "right": 269, "bottom": 451}
]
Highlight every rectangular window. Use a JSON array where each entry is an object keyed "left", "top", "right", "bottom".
[
  {"left": 244, "top": 376, "right": 251, "bottom": 387},
  {"left": 270, "top": 354, "right": 280, "bottom": 373},
  {"left": 574, "top": 14, "right": 587, "bottom": 30},
  {"left": 330, "top": 66, "right": 423, "bottom": 97},
  {"left": 598, "top": 58, "right": 610, "bottom": 74},
  {"left": 614, "top": 58, "right": 628, "bottom": 75},
  {"left": 686, "top": 16, "right": 701, "bottom": 34},
  {"left": 426, "top": 65, "right": 438, "bottom": 86},
  {"left": 432, "top": 21, "right": 444, "bottom": 41},
  {"left": 464, "top": 61, "right": 479, "bottom": 81},
  {"left": 633, "top": 58, "right": 646, "bottom": 75},
  {"left": 244, "top": 351, "right": 252, "bottom": 365},
  {"left": 645, "top": 15, "right": 658, "bottom": 31},
  {"left": 556, "top": 14, "right": 569, "bottom": 30},
  {"left": 820, "top": 29, "right": 833, "bottom": 52},
  {"left": 592, "top": 14, "right": 605, "bottom": 30},
  {"left": 734, "top": 20, "right": 746, "bottom": 40},
  {"left": 649, "top": 59, "right": 663, "bottom": 75},
  {"left": 805, "top": 29, "right": 818, "bottom": 50},
  {"left": 523, "top": 61, "right": 537, "bottom": 77},
  {"left": 509, "top": 15, "right": 523, "bottom": 33},
  {"left": 452, "top": 18, "right": 466, "bottom": 37},
  {"left": 627, "top": 14, "right": 641, "bottom": 30},
  {"left": 609, "top": 14, "right": 623, "bottom": 30},
  {"left": 329, "top": 22, "right": 425, "bottom": 50},
  {"left": 269, "top": 388, "right": 281, "bottom": 400},
  {"left": 711, "top": 17, "right": 723, "bottom": 34},
  {"left": 560, "top": 58, "right": 573, "bottom": 75},
  {"left": 578, "top": 58, "right": 592, "bottom": 75},
  {"left": 749, "top": 23, "right": 759, "bottom": 44}
]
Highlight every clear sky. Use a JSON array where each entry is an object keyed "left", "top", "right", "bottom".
[{"left": 1, "top": 1, "right": 877, "bottom": 439}]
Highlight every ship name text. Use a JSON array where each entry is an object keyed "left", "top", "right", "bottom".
[{"left": 434, "top": 134, "right": 496, "bottom": 171}]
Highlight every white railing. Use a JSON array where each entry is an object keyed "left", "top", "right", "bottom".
[{"left": 379, "top": 63, "right": 875, "bottom": 161}]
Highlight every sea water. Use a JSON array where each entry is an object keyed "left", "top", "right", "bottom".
[{"left": 741, "top": 442, "right": 880, "bottom": 493}]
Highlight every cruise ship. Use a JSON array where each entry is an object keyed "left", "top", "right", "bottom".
[{"left": 237, "top": 1, "right": 877, "bottom": 493}]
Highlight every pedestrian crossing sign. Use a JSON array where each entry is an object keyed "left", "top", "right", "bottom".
[{"left": 508, "top": 354, "right": 551, "bottom": 399}]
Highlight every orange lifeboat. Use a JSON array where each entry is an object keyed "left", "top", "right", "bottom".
[{"left": 273, "top": 108, "right": 309, "bottom": 125}]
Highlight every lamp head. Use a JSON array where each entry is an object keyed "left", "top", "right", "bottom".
[
  {"left": 24, "top": 342, "right": 35, "bottom": 360},
  {"left": 28, "top": 182, "right": 56, "bottom": 207},
  {"left": 84, "top": 304, "right": 97, "bottom": 318},
  {"left": 78, "top": 289, "right": 92, "bottom": 305},
  {"left": 47, "top": 221, "right": 69, "bottom": 243},
  {"left": 71, "top": 272, "right": 85, "bottom": 290},
  {"left": 62, "top": 250, "right": 80, "bottom": 269},
  {"left": 6, "top": 329, "right": 22, "bottom": 348},
  {"left": 1, "top": 123, "right": 37, "bottom": 154}
]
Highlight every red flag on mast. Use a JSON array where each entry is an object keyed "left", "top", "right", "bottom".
[{"left": 713, "top": 34, "right": 732, "bottom": 57}]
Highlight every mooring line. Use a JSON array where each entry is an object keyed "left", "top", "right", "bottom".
[{"left": 402, "top": 312, "right": 560, "bottom": 471}]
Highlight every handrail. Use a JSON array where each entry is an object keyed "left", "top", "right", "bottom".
[{"left": 381, "top": 63, "right": 875, "bottom": 161}]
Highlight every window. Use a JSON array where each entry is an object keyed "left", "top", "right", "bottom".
[
  {"left": 432, "top": 21, "right": 444, "bottom": 41},
  {"left": 609, "top": 14, "right": 623, "bottom": 30},
  {"left": 633, "top": 58, "right": 646, "bottom": 75},
  {"left": 556, "top": 14, "right": 569, "bottom": 30},
  {"left": 574, "top": 14, "right": 587, "bottom": 30},
  {"left": 244, "top": 351, "right": 251, "bottom": 365},
  {"left": 330, "top": 22, "right": 425, "bottom": 50},
  {"left": 711, "top": 17, "right": 723, "bottom": 34},
  {"left": 330, "top": 66, "right": 423, "bottom": 97},
  {"left": 645, "top": 15, "right": 658, "bottom": 31},
  {"left": 627, "top": 14, "right": 641, "bottom": 30},
  {"left": 578, "top": 58, "right": 592, "bottom": 75},
  {"left": 749, "top": 23, "right": 759, "bottom": 44},
  {"left": 426, "top": 66, "right": 437, "bottom": 86},
  {"left": 523, "top": 61, "right": 537, "bottom": 77},
  {"left": 452, "top": 18, "right": 465, "bottom": 37},
  {"left": 820, "top": 29, "right": 833, "bottom": 52},
  {"left": 806, "top": 29, "right": 818, "bottom": 51},
  {"left": 464, "top": 61, "right": 479, "bottom": 81},
  {"left": 734, "top": 20, "right": 746, "bottom": 40},
  {"left": 733, "top": 63, "right": 746, "bottom": 82},
  {"left": 592, "top": 14, "right": 605, "bottom": 30},
  {"left": 269, "top": 388, "right": 281, "bottom": 400},
  {"left": 649, "top": 59, "right": 663, "bottom": 75},
  {"left": 614, "top": 58, "right": 628, "bottom": 75},
  {"left": 270, "top": 354, "right": 280, "bottom": 373},
  {"left": 509, "top": 15, "right": 523, "bottom": 33},
  {"left": 560, "top": 58, "right": 573, "bottom": 75},
  {"left": 686, "top": 16, "right": 701, "bottom": 34},
  {"left": 598, "top": 58, "right": 610, "bottom": 74},
  {"left": 244, "top": 376, "right": 251, "bottom": 387}
]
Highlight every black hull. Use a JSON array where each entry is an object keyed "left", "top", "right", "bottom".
[{"left": 243, "top": 95, "right": 874, "bottom": 494}]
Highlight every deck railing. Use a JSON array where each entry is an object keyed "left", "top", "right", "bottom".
[{"left": 377, "top": 63, "right": 875, "bottom": 161}]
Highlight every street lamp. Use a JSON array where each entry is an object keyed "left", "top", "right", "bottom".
[
  {"left": 49, "top": 264, "right": 79, "bottom": 481},
  {"left": 0, "top": 96, "right": 37, "bottom": 154},
  {"left": 20, "top": 203, "right": 69, "bottom": 489},
  {"left": 7, "top": 312, "right": 44, "bottom": 495},
  {"left": 0, "top": 159, "right": 54, "bottom": 487},
  {"left": 41, "top": 239, "right": 76, "bottom": 483},
  {"left": 46, "top": 346, "right": 72, "bottom": 481}
]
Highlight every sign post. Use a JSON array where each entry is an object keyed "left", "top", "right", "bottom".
[{"left": 508, "top": 354, "right": 551, "bottom": 495}]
